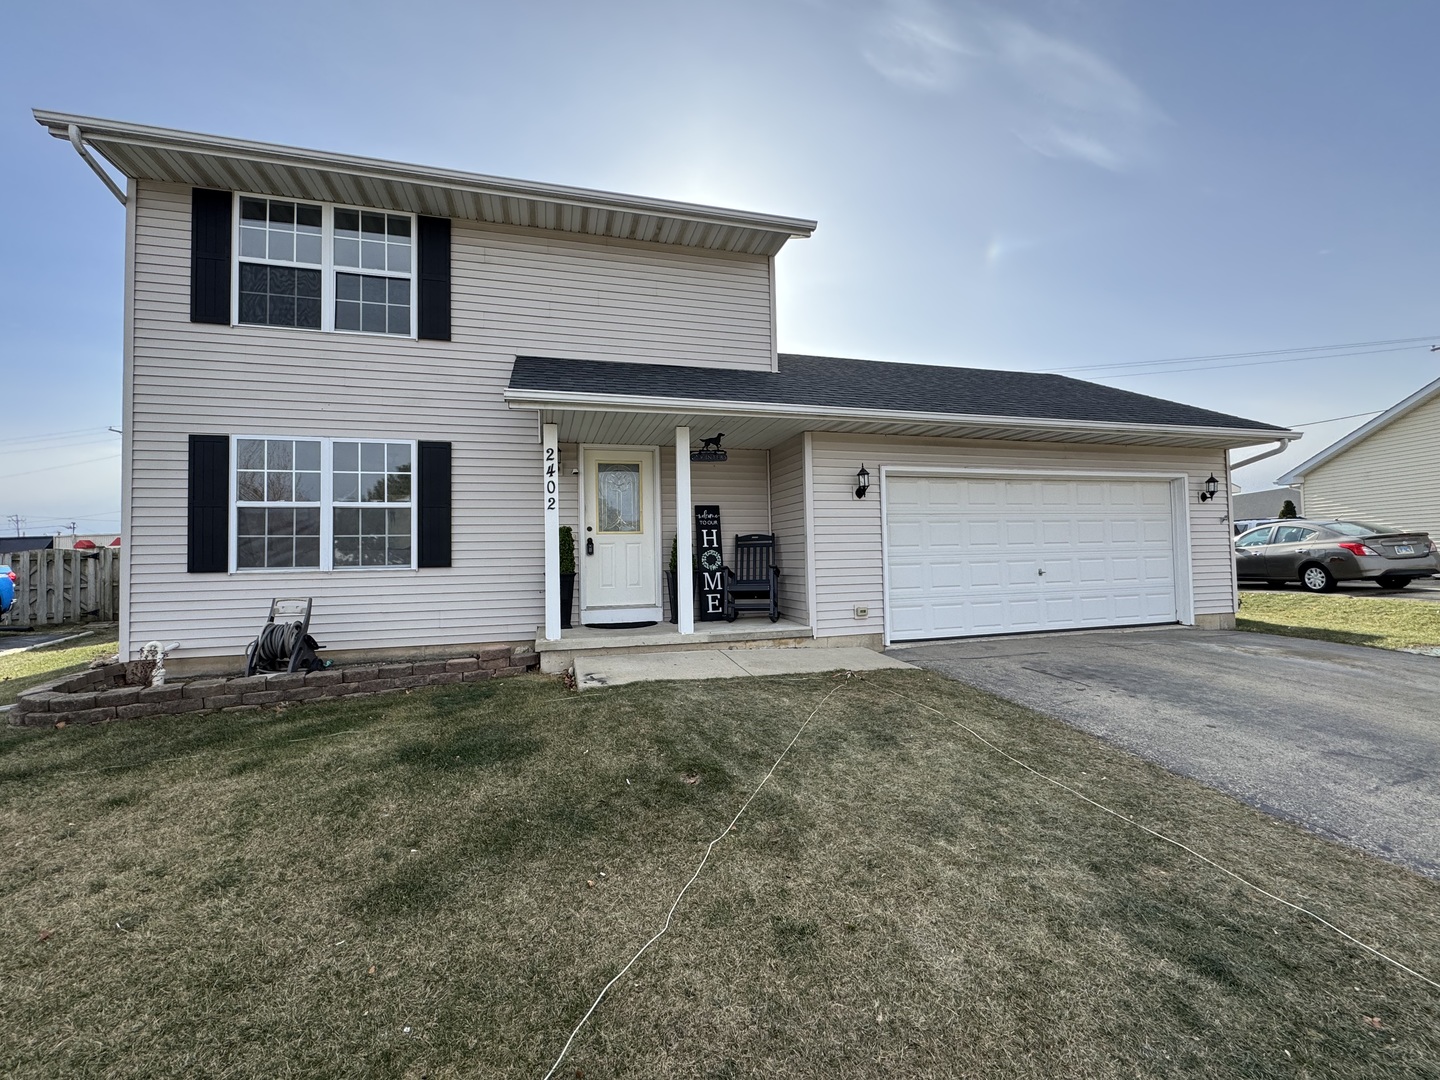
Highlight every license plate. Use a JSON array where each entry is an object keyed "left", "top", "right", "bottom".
[{"left": 1395, "top": 545, "right": 1414, "bottom": 555}]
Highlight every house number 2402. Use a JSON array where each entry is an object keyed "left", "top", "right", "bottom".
[{"left": 545, "top": 447, "right": 557, "bottom": 510}]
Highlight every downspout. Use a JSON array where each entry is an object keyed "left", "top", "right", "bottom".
[
  {"left": 1230, "top": 436, "right": 1298, "bottom": 472},
  {"left": 68, "top": 124, "right": 127, "bottom": 206}
]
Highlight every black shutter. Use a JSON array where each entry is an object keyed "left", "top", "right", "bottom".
[
  {"left": 190, "top": 189, "right": 231, "bottom": 324},
  {"left": 417, "top": 441, "right": 452, "bottom": 568},
  {"left": 188, "top": 434, "right": 229, "bottom": 573},
  {"left": 417, "top": 216, "right": 451, "bottom": 341}
]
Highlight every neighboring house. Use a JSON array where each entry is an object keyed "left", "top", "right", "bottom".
[
  {"left": 1277, "top": 375, "right": 1440, "bottom": 538},
  {"left": 37, "top": 111, "right": 1297, "bottom": 674},
  {"left": 1232, "top": 487, "right": 1301, "bottom": 521}
]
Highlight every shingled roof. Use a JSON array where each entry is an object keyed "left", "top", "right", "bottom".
[{"left": 508, "top": 353, "right": 1289, "bottom": 434}]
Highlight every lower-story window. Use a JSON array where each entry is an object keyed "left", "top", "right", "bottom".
[{"left": 233, "top": 436, "right": 416, "bottom": 571}]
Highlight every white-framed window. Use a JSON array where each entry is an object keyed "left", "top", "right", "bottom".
[
  {"left": 233, "top": 195, "right": 415, "bottom": 337},
  {"left": 232, "top": 436, "right": 416, "bottom": 571}
]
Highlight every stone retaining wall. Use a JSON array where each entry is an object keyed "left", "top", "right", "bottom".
[{"left": 8, "top": 646, "right": 540, "bottom": 728}]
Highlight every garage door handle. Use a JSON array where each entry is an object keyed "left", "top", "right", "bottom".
[{"left": 1037, "top": 568, "right": 1046, "bottom": 576}]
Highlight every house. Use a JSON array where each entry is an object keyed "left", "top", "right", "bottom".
[
  {"left": 36, "top": 111, "right": 1298, "bottom": 675},
  {"left": 1277, "top": 375, "right": 1440, "bottom": 539},
  {"left": 1232, "top": 487, "right": 1301, "bottom": 521}
]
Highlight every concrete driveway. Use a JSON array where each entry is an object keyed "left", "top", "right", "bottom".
[{"left": 892, "top": 628, "right": 1440, "bottom": 878}]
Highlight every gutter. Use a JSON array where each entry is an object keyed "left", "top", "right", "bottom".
[
  {"left": 66, "top": 124, "right": 126, "bottom": 206},
  {"left": 502, "top": 386, "right": 1300, "bottom": 447},
  {"left": 35, "top": 109, "right": 814, "bottom": 238}
]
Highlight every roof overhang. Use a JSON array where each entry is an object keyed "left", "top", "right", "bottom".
[
  {"left": 503, "top": 386, "right": 1300, "bottom": 450},
  {"left": 1277, "top": 373, "right": 1440, "bottom": 485},
  {"left": 35, "top": 110, "right": 817, "bottom": 257}
]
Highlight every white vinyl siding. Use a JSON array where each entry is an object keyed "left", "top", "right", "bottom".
[
  {"left": 654, "top": 448, "right": 771, "bottom": 622},
  {"left": 125, "top": 181, "right": 773, "bottom": 658},
  {"left": 768, "top": 435, "right": 809, "bottom": 625},
  {"left": 1297, "top": 393, "right": 1440, "bottom": 540},
  {"left": 808, "top": 433, "right": 1231, "bottom": 640}
]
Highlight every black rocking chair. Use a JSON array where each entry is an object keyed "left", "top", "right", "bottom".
[{"left": 722, "top": 533, "right": 781, "bottom": 623}]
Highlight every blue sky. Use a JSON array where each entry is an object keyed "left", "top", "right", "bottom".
[{"left": 4, "top": 0, "right": 1438, "bottom": 535}]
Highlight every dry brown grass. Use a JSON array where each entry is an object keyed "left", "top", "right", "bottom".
[{"left": 1, "top": 669, "right": 1437, "bottom": 1078}]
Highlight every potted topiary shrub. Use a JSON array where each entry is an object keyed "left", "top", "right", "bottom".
[{"left": 559, "top": 525, "right": 577, "bottom": 629}]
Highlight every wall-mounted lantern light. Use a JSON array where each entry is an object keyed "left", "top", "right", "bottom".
[
  {"left": 855, "top": 464, "right": 871, "bottom": 499},
  {"left": 1198, "top": 473, "right": 1220, "bottom": 502}
]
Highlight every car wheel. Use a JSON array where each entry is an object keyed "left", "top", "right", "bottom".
[
  {"left": 1377, "top": 575, "right": 1411, "bottom": 589},
  {"left": 1300, "top": 564, "right": 1336, "bottom": 593}
]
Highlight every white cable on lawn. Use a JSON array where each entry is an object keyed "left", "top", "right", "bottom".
[
  {"left": 541, "top": 683, "right": 848, "bottom": 1080},
  {"left": 890, "top": 688, "right": 1440, "bottom": 993}
]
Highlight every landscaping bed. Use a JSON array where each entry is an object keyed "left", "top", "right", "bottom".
[
  {"left": 7, "top": 647, "right": 539, "bottom": 727},
  {"left": 2, "top": 670, "right": 1437, "bottom": 1078}
]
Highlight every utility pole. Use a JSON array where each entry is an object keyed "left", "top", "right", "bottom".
[
  {"left": 7, "top": 514, "right": 25, "bottom": 536},
  {"left": 65, "top": 521, "right": 78, "bottom": 540}
]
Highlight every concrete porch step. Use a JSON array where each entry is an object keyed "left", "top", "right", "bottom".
[
  {"left": 574, "top": 646, "right": 912, "bottom": 690},
  {"left": 534, "top": 617, "right": 826, "bottom": 674}
]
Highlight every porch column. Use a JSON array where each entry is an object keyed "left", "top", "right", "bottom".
[
  {"left": 542, "top": 422, "right": 561, "bottom": 641},
  {"left": 675, "top": 426, "right": 695, "bottom": 633}
]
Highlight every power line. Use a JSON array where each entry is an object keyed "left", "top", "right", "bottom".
[
  {"left": 1287, "top": 410, "right": 1384, "bottom": 428},
  {"left": 1044, "top": 334, "right": 1439, "bottom": 376},
  {"left": 1092, "top": 344, "right": 1419, "bottom": 381},
  {"left": 18, "top": 451, "right": 122, "bottom": 476}
]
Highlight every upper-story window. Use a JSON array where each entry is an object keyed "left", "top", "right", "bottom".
[{"left": 234, "top": 196, "right": 415, "bottom": 337}]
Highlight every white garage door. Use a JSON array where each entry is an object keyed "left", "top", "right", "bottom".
[{"left": 885, "top": 476, "right": 1180, "bottom": 641}]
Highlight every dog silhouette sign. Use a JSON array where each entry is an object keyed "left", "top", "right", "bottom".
[{"left": 690, "top": 433, "right": 728, "bottom": 462}]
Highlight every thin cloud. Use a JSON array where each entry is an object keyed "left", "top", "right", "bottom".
[
  {"left": 858, "top": 2, "right": 1165, "bottom": 170},
  {"left": 861, "top": 0, "right": 972, "bottom": 92}
]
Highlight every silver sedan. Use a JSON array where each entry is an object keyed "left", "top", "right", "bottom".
[{"left": 1234, "top": 519, "right": 1439, "bottom": 592}]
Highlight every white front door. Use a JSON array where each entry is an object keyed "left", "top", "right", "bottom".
[{"left": 580, "top": 447, "right": 662, "bottom": 622}]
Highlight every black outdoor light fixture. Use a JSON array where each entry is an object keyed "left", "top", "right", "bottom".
[
  {"left": 855, "top": 464, "right": 871, "bottom": 499},
  {"left": 1198, "top": 473, "right": 1221, "bottom": 502}
]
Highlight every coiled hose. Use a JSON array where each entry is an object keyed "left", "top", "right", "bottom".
[{"left": 253, "top": 620, "right": 307, "bottom": 669}]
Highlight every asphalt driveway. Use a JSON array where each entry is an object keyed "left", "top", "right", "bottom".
[{"left": 892, "top": 628, "right": 1440, "bottom": 878}]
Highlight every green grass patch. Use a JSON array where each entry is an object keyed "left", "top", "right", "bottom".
[
  {"left": 2, "top": 671, "right": 1438, "bottom": 1078},
  {"left": 0, "top": 626, "right": 119, "bottom": 706},
  {"left": 1238, "top": 592, "right": 1440, "bottom": 651}
]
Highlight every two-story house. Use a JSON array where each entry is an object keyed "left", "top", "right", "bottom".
[{"left": 37, "top": 111, "right": 1298, "bottom": 675}]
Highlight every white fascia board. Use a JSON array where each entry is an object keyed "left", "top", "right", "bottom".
[
  {"left": 33, "top": 110, "right": 817, "bottom": 239},
  {"left": 1276, "top": 374, "right": 1440, "bottom": 484},
  {"left": 502, "top": 387, "right": 1300, "bottom": 446}
]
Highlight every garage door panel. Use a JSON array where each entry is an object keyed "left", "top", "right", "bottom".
[{"left": 886, "top": 476, "right": 1180, "bottom": 641}]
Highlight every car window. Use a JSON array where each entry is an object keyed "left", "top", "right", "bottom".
[
  {"left": 1272, "top": 526, "right": 1314, "bottom": 544},
  {"left": 1325, "top": 520, "right": 1400, "bottom": 537},
  {"left": 1235, "top": 527, "right": 1274, "bottom": 547}
]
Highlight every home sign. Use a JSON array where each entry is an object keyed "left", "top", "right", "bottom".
[{"left": 694, "top": 504, "right": 725, "bottom": 620}]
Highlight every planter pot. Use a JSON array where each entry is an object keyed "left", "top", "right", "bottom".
[
  {"left": 560, "top": 572, "right": 576, "bottom": 630},
  {"left": 664, "top": 571, "right": 678, "bottom": 624}
]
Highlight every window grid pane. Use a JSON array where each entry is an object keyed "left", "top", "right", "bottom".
[{"left": 237, "top": 197, "right": 413, "bottom": 337}]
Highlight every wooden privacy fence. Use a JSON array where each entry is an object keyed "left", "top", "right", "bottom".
[{"left": 2, "top": 548, "right": 120, "bottom": 626}]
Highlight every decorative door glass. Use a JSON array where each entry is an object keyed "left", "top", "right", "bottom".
[{"left": 597, "top": 463, "right": 642, "bottom": 533}]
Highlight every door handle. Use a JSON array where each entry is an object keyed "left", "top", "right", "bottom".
[{"left": 585, "top": 538, "right": 594, "bottom": 556}]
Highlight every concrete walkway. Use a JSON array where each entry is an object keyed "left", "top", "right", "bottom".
[{"left": 574, "top": 647, "right": 912, "bottom": 690}]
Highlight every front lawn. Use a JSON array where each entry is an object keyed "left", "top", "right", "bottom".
[
  {"left": 0, "top": 625, "right": 119, "bottom": 706},
  {"left": 2, "top": 671, "right": 1437, "bottom": 1078},
  {"left": 1238, "top": 591, "right": 1440, "bottom": 651}
]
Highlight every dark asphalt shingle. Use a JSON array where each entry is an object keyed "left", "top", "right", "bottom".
[{"left": 508, "top": 353, "right": 1288, "bottom": 433}]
